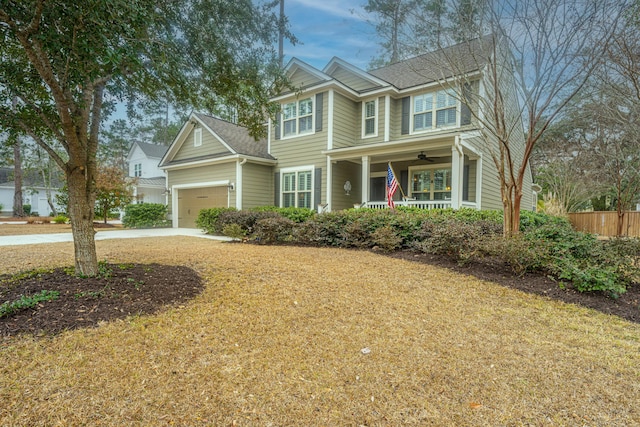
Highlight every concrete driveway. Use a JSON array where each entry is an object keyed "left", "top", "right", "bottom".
[{"left": 0, "top": 228, "right": 233, "bottom": 246}]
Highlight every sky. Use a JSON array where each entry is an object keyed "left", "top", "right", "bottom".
[{"left": 282, "top": 0, "right": 380, "bottom": 71}]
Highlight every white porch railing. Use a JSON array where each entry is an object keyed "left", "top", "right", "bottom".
[{"left": 363, "top": 200, "right": 454, "bottom": 210}]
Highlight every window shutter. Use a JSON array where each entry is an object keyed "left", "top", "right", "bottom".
[
  {"left": 275, "top": 113, "right": 281, "bottom": 140},
  {"left": 315, "top": 92, "right": 323, "bottom": 132},
  {"left": 401, "top": 96, "right": 410, "bottom": 135},
  {"left": 314, "top": 168, "right": 322, "bottom": 207},
  {"left": 274, "top": 172, "right": 280, "bottom": 206}
]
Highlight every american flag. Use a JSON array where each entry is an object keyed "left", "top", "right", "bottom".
[{"left": 387, "top": 163, "right": 399, "bottom": 208}]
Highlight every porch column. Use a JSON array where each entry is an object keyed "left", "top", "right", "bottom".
[
  {"left": 326, "top": 156, "right": 332, "bottom": 212},
  {"left": 361, "top": 155, "right": 370, "bottom": 205},
  {"left": 451, "top": 138, "right": 463, "bottom": 209}
]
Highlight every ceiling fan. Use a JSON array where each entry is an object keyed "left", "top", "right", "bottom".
[{"left": 417, "top": 151, "right": 434, "bottom": 162}]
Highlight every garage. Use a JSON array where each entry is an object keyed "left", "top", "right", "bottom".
[{"left": 177, "top": 186, "right": 228, "bottom": 228}]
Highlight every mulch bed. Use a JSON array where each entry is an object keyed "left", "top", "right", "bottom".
[
  {"left": 390, "top": 250, "right": 640, "bottom": 324},
  {"left": 0, "top": 263, "right": 203, "bottom": 337},
  {"left": 1, "top": 248, "right": 638, "bottom": 339}
]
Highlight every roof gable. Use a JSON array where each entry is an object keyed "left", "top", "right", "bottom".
[
  {"left": 160, "top": 113, "right": 273, "bottom": 168},
  {"left": 284, "top": 58, "right": 331, "bottom": 89},
  {"left": 323, "top": 57, "right": 388, "bottom": 92},
  {"left": 127, "top": 141, "right": 168, "bottom": 162}
]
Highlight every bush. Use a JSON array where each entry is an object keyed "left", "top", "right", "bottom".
[
  {"left": 411, "top": 218, "right": 486, "bottom": 264},
  {"left": 122, "top": 204, "right": 168, "bottom": 228},
  {"left": 252, "top": 216, "right": 297, "bottom": 244},
  {"left": 251, "top": 206, "right": 316, "bottom": 223},
  {"left": 371, "top": 226, "right": 402, "bottom": 252},
  {"left": 23, "top": 204, "right": 31, "bottom": 215},
  {"left": 216, "top": 210, "right": 280, "bottom": 236},
  {"left": 196, "top": 207, "right": 237, "bottom": 234},
  {"left": 53, "top": 215, "right": 68, "bottom": 224},
  {"left": 221, "top": 223, "right": 246, "bottom": 240}
]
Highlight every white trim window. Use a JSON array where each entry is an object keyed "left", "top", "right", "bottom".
[
  {"left": 134, "top": 163, "right": 142, "bottom": 177},
  {"left": 194, "top": 127, "right": 202, "bottom": 147},
  {"left": 413, "top": 89, "right": 457, "bottom": 132},
  {"left": 362, "top": 99, "right": 378, "bottom": 137},
  {"left": 282, "top": 98, "right": 313, "bottom": 138},
  {"left": 282, "top": 169, "right": 312, "bottom": 208}
]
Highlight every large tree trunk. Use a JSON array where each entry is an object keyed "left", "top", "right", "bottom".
[
  {"left": 13, "top": 138, "right": 24, "bottom": 217},
  {"left": 67, "top": 167, "right": 98, "bottom": 277}
]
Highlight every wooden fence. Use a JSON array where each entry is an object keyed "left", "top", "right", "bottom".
[{"left": 568, "top": 211, "right": 640, "bottom": 237}]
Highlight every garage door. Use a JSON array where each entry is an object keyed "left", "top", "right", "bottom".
[{"left": 177, "top": 186, "right": 228, "bottom": 228}]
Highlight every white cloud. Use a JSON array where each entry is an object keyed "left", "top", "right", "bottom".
[{"left": 288, "top": 0, "right": 366, "bottom": 21}]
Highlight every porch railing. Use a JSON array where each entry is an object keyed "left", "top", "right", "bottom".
[{"left": 363, "top": 200, "right": 454, "bottom": 210}]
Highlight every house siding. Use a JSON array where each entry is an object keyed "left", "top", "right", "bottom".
[
  {"left": 331, "top": 92, "right": 358, "bottom": 149},
  {"left": 242, "top": 163, "right": 274, "bottom": 208},
  {"left": 173, "top": 127, "right": 231, "bottom": 163},
  {"left": 330, "top": 67, "right": 376, "bottom": 92},
  {"left": 289, "top": 68, "right": 324, "bottom": 89},
  {"left": 331, "top": 161, "right": 362, "bottom": 210}
]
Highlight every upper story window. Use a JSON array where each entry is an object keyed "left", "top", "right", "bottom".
[
  {"left": 413, "top": 89, "right": 457, "bottom": 132},
  {"left": 363, "top": 99, "right": 377, "bottom": 137},
  {"left": 282, "top": 98, "right": 313, "bottom": 138},
  {"left": 194, "top": 127, "right": 202, "bottom": 147},
  {"left": 134, "top": 163, "right": 142, "bottom": 177}
]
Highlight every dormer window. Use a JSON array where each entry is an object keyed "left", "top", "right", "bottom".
[
  {"left": 413, "top": 89, "right": 457, "bottom": 132},
  {"left": 362, "top": 99, "right": 377, "bottom": 137},
  {"left": 282, "top": 98, "right": 313, "bottom": 138}
]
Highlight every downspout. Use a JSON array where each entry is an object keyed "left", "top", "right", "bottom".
[{"left": 236, "top": 158, "right": 247, "bottom": 209}]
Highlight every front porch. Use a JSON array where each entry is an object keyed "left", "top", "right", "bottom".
[{"left": 326, "top": 135, "right": 482, "bottom": 211}]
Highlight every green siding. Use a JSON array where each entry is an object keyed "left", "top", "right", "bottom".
[
  {"left": 331, "top": 161, "right": 362, "bottom": 210},
  {"left": 242, "top": 163, "right": 274, "bottom": 208},
  {"left": 289, "top": 68, "right": 324, "bottom": 89},
  {"left": 173, "top": 127, "right": 231, "bottom": 162},
  {"left": 331, "top": 92, "right": 357, "bottom": 149},
  {"left": 330, "top": 67, "right": 377, "bottom": 92}
]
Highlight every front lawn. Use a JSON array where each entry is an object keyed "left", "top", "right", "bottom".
[{"left": 1, "top": 237, "right": 639, "bottom": 425}]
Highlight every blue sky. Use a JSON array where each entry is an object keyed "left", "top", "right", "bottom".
[{"left": 283, "top": 0, "right": 379, "bottom": 71}]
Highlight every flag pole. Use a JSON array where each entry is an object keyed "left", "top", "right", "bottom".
[{"left": 388, "top": 162, "right": 406, "bottom": 200}]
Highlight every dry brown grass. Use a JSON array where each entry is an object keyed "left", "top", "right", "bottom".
[
  {"left": 0, "top": 222, "right": 124, "bottom": 236},
  {"left": 1, "top": 237, "right": 639, "bottom": 426}
]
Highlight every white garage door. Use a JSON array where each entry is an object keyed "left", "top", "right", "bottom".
[{"left": 177, "top": 187, "right": 228, "bottom": 228}]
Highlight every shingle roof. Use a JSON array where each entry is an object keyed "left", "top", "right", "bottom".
[
  {"left": 194, "top": 113, "right": 274, "bottom": 160},
  {"left": 368, "top": 35, "right": 494, "bottom": 90},
  {"left": 135, "top": 141, "right": 169, "bottom": 159}
]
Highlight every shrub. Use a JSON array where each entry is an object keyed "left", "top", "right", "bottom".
[
  {"left": 411, "top": 218, "right": 485, "bottom": 264},
  {"left": 251, "top": 206, "right": 316, "bottom": 223},
  {"left": 53, "top": 215, "right": 68, "bottom": 224},
  {"left": 221, "top": 223, "right": 246, "bottom": 240},
  {"left": 196, "top": 207, "right": 237, "bottom": 234},
  {"left": 252, "top": 216, "right": 297, "bottom": 244},
  {"left": 23, "top": 204, "right": 31, "bottom": 215},
  {"left": 122, "top": 203, "right": 168, "bottom": 228},
  {"left": 371, "top": 226, "right": 402, "bottom": 252},
  {"left": 216, "top": 210, "right": 279, "bottom": 236}
]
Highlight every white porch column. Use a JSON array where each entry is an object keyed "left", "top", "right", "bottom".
[
  {"left": 361, "top": 155, "right": 370, "bottom": 205},
  {"left": 326, "top": 156, "right": 332, "bottom": 211},
  {"left": 451, "top": 137, "right": 464, "bottom": 209}
]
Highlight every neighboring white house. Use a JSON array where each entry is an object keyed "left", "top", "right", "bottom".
[
  {"left": 0, "top": 168, "right": 63, "bottom": 216},
  {"left": 127, "top": 141, "right": 169, "bottom": 205}
]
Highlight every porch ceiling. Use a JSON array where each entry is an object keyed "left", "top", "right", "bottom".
[{"left": 325, "top": 135, "right": 456, "bottom": 164}]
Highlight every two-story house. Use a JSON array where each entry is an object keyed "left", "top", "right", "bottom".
[
  {"left": 127, "top": 141, "right": 169, "bottom": 205},
  {"left": 160, "top": 38, "right": 534, "bottom": 228}
]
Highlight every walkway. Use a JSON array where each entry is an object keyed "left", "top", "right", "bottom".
[{"left": 0, "top": 228, "right": 233, "bottom": 246}]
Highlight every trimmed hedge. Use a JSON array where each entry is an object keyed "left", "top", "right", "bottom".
[
  {"left": 122, "top": 204, "right": 168, "bottom": 228},
  {"left": 196, "top": 205, "right": 639, "bottom": 297}
]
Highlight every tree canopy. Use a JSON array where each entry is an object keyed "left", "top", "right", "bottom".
[{"left": 0, "top": 0, "right": 290, "bottom": 275}]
